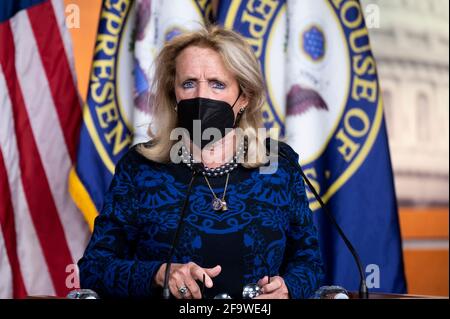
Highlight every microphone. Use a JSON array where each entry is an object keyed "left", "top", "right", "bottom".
[
  {"left": 162, "top": 165, "right": 201, "bottom": 299},
  {"left": 276, "top": 144, "right": 369, "bottom": 299}
]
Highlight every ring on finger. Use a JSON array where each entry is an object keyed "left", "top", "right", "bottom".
[{"left": 178, "top": 286, "right": 189, "bottom": 297}]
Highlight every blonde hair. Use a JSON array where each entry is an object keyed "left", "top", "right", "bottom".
[{"left": 138, "top": 26, "right": 268, "bottom": 168}]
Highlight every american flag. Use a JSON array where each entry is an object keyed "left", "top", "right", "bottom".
[{"left": 0, "top": 0, "right": 89, "bottom": 298}]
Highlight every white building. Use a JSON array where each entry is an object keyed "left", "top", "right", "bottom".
[{"left": 361, "top": 0, "right": 449, "bottom": 205}]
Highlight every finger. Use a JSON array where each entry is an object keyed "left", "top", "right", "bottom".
[
  {"left": 184, "top": 276, "right": 202, "bottom": 299},
  {"left": 169, "top": 280, "right": 183, "bottom": 299},
  {"left": 254, "top": 292, "right": 276, "bottom": 299},
  {"left": 180, "top": 283, "right": 193, "bottom": 300},
  {"left": 261, "top": 277, "right": 282, "bottom": 294},
  {"left": 181, "top": 287, "right": 192, "bottom": 299},
  {"left": 173, "top": 273, "right": 190, "bottom": 299},
  {"left": 257, "top": 276, "right": 269, "bottom": 287},
  {"left": 204, "top": 265, "right": 222, "bottom": 279},
  {"left": 191, "top": 264, "right": 221, "bottom": 288},
  {"left": 189, "top": 264, "right": 213, "bottom": 288},
  {"left": 203, "top": 265, "right": 222, "bottom": 288}
]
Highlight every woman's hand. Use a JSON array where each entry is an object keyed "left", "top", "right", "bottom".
[
  {"left": 154, "top": 262, "right": 222, "bottom": 299},
  {"left": 254, "top": 276, "right": 290, "bottom": 299}
]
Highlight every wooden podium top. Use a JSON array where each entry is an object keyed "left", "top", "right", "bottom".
[
  {"left": 26, "top": 291, "right": 448, "bottom": 299},
  {"left": 349, "top": 292, "right": 447, "bottom": 299}
]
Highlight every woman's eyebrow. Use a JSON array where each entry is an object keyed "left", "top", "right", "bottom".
[
  {"left": 183, "top": 77, "right": 198, "bottom": 82},
  {"left": 177, "top": 75, "right": 197, "bottom": 81},
  {"left": 207, "top": 77, "right": 227, "bottom": 83},
  {"left": 179, "top": 76, "right": 228, "bottom": 83}
]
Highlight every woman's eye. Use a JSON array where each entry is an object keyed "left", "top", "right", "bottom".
[
  {"left": 182, "top": 81, "right": 195, "bottom": 89},
  {"left": 211, "top": 81, "right": 226, "bottom": 89}
]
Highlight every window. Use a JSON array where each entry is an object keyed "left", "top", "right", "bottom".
[
  {"left": 382, "top": 89, "right": 394, "bottom": 138},
  {"left": 416, "top": 92, "right": 430, "bottom": 142}
]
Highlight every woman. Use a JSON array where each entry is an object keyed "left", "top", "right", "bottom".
[{"left": 78, "top": 26, "right": 323, "bottom": 299}]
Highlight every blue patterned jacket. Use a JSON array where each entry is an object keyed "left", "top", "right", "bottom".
[{"left": 78, "top": 140, "right": 323, "bottom": 298}]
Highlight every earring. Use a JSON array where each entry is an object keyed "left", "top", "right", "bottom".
[{"left": 234, "top": 108, "right": 246, "bottom": 127}]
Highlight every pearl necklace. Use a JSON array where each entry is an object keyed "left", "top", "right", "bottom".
[{"left": 179, "top": 138, "right": 247, "bottom": 177}]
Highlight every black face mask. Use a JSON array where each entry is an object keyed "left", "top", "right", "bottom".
[{"left": 177, "top": 94, "right": 241, "bottom": 149}]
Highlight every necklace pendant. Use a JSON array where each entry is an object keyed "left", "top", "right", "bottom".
[
  {"left": 212, "top": 198, "right": 223, "bottom": 211},
  {"left": 221, "top": 201, "right": 228, "bottom": 211}
]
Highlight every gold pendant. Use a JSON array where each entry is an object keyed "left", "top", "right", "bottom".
[{"left": 221, "top": 201, "right": 228, "bottom": 211}]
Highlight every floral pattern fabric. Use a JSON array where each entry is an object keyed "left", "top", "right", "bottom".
[{"left": 78, "top": 141, "right": 324, "bottom": 299}]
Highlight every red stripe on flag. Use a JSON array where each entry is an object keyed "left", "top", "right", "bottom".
[
  {"left": 0, "top": 151, "right": 28, "bottom": 298},
  {"left": 0, "top": 22, "right": 73, "bottom": 297},
  {"left": 27, "top": 1, "right": 81, "bottom": 162}
]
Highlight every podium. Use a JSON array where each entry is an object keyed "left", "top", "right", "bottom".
[
  {"left": 26, "top": 292, "right": 445, "bottom": 299},
  {"left": 348, "top": 292, "right": 446, "bottom": 299}
]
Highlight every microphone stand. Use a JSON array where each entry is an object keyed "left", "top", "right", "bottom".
[
  {"left": 278, "top": 148, "right": 369, "bottom": 299},
  {"left": 162, "top": 168, "right": 199, "bottom": 299}
]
